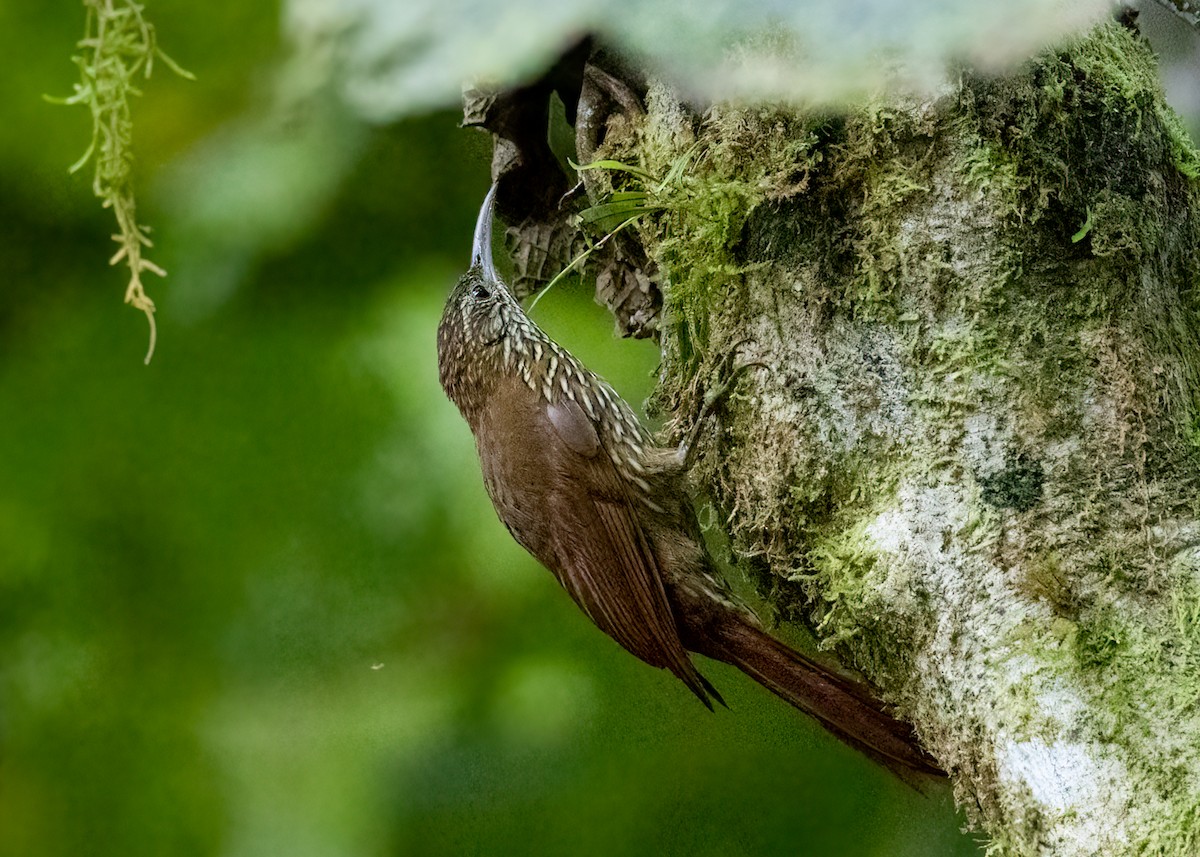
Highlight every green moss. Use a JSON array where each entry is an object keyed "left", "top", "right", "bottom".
[
  {"left": 599, "top": 86, "right": 952, "bottom": 388},
  {"left": 804, "top": 519, "right": 879, "bottom": 636},
  {"left": 960, "top": 21, "right": 1196, "bottom": 246},
  {"left": 1017, "top": 552, "right": 1078, "bottom": 618},
  {"left": 1148, "top": 801, "right": 1200, "bottom": 857},
  {"left": 1074, "top": 607, "right": 1126, "bottom": 672},
  {"left": 959, "top": 138, "right": 1032, "bottom": 208},
  {"left": 951, "top": 22, "right": 1200, "bottom": 454},
  {"left": 1086, "top": 191, "right": 1161, "bottom": 259},
  {"left": 799, "top": 511, "right": 926, "bottom": 691}
]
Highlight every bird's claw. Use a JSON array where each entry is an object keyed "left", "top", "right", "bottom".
[{"left": 677, "top": 339, "right": 768, "bottom": 470}]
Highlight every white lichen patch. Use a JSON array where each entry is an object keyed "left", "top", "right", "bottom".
[
  {"left": 961, "top": 412, "right": 1010, "bottom": 479},
  {"left": 865, "top": 507, "right": 907, "bottom": 555},
  {"left": 1026, "top": 681, "right": 1089, "bottom": 739},
  {"left": 997, "top": 738, "right": 1131, "bottom": 853},
  {"left": 864, "top": 477, "right": 1152, "bottom": 856}
]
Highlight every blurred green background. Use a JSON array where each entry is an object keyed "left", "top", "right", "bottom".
[{"left": 0, "top": 4, "right": 993, "bottom": 856}]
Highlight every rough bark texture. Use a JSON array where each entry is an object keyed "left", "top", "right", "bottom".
[{"left": 591, "top": 21, "right": 1200, "bottom": 856}]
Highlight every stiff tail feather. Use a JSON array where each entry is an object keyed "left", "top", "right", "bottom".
[{"left": 694, "top": 614, "right": 944, "bottom": 782}]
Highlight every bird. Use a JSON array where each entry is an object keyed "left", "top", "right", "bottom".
[{"left": 437, "top": 184, "right": 943, "bottom": 780}]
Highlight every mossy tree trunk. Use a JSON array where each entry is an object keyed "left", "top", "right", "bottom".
[{"left": 595, "top": 21, "right": 1200, "bottom": 856}]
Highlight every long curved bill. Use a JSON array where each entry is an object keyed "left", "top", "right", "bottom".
[{"left": 471, "top": 183, "right": 499, "bottom": 282}]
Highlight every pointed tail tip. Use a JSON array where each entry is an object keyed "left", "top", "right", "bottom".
[
  {"left": 698, "top": 672, "right": 728, "bottom": 711},
  {"left": 698, "top": 615, "right": 946, "bottom": 782}
]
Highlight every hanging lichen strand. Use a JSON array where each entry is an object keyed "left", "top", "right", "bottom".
[{"left": 51, "top": 0, "right": 192, "bottom": 363}]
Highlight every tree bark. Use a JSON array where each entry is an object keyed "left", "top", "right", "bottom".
[{"left": 589, "top": 19, "right": 1200, "bottom": 857}]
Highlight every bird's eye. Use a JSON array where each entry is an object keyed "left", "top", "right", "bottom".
[{"left": 471, "top": 282, "right": 491, "bottom": 300}]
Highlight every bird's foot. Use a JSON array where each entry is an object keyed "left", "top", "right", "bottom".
[{"left": 676, "top": 339, "right": 768, "bottom": 470}]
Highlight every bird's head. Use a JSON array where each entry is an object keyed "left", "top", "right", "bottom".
[{"left": 437, "top": 184, "right": 530, "bottom": 419}]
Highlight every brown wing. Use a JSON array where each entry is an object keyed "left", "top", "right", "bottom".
[
  {"left": 554, "top": 449, "right": 718, "bottom": 705},
  {"left": 475, "top": 378, "right": 715, "bottom": 707}
]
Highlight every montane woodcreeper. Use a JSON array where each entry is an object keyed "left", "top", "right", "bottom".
[{"left": 437, "top": 184, "right": 942, "bottom": 780}]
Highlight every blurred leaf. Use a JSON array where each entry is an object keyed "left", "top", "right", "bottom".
[
  {"left": 284, "top": 0, "right": 1112, "bottom": 118},
  {"left": 153, "top": 99, "right": 366, "bottom": 319}
]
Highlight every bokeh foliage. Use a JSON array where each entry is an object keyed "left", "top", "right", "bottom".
[{"left": 0, "top": 4, "right": 980, "bottom": 856}]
